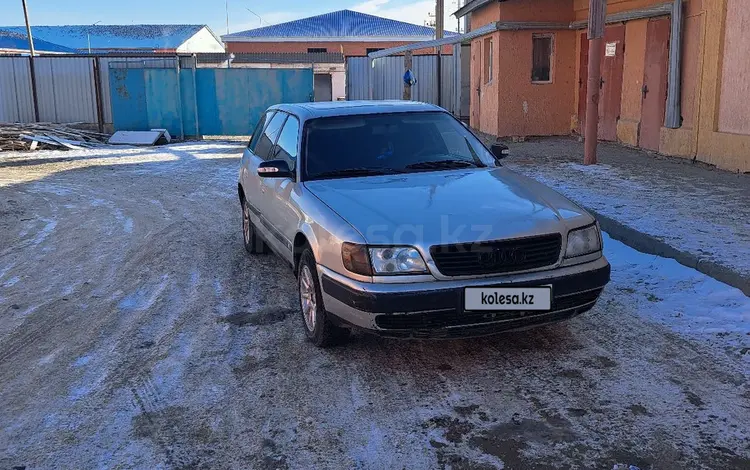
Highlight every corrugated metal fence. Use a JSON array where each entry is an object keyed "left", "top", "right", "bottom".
[
  {"left": 0, "top": 57, "right": 34, "bottom": 123},
  {"left": 0, "top": 55, "right": 184, "bottom": 127},
  {"left": 34, "top": 57, "right": 98, "bottom": 123},
  {"left": 3, "top": 53, "right": 461, "bottom": 128},
  {"left": 1, "top": 54, "right": 331, "bottom": 130},
  {"left": 346, "top": 55, "right": 456, "bottom": 112},
  {"left": 0, "top": 55, "right": 209, "bottom": 127}
]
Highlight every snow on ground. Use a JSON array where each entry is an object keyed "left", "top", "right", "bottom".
[
  {"left": 603, "top": 232, "right": 750, "bottom": 361},
  {"left": 0, "top": 141, "right": 242, "bottom": 187},
  {"left": 1, "top": 141, "right": 749, "bottom": 468},
  {"left": 504, "top": 138, "right": 750, "bottom": 286}
]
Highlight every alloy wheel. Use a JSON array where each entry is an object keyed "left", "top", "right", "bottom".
[{"left": 299, "top": 265, "right": 317, "bottom": 331}]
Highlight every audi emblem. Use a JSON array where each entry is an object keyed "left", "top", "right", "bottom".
[{"left": 477, "top": 248, "right": 527, "bottom": 267}]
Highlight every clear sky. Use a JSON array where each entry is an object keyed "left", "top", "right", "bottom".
[{"left": 5, "top": 0, "right": 463, "bottom": 36}]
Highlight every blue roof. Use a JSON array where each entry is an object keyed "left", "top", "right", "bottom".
[
  {"left": 223, "top": 10, "right": 456, "bottom": 40},
  {"left": 0, "top": 29, "right": 75, "bottom": 53},
  {"left": 0, "top": 25, "right": 211, "bottom": 51}
]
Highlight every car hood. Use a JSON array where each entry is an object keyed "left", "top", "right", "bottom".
[{"left": 304, "top": 167, "right": 593, "bottom": 246}]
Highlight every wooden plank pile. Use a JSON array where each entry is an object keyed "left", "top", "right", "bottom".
[{"left": 0, "top": 123, "right": 112, "bottom": 152}]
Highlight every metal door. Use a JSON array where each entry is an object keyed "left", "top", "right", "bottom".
[
  {"left": 598, "top": 25, "right": 626, "bottom": 141},
  {"left": 314, "top": 74, "right": 333, "bottom": 101},
  {"left": 639, "top": 18, "right": 671, "bottom": 151},
  {"left": 578, "top": 32, "right": 589, "bottom": 135},
  {"left": 109, "top": 67, "right": 313, "bottom": 136}
]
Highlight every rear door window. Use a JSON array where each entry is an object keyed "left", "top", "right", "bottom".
[
  {"left": 254, "top": 112, "right": 287, "bottom": 160},
  {"left": 248, "top": 111, "right": 274, "bottom": 151},
  {"left": 270, "top": 116, "right": 300, "bottom": 169}
]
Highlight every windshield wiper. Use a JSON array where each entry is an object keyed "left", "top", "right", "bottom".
[
  {"left": 312, "top": 167, "right": 403, "bottom": 179},
  {"left": 405, "top": 159, "right": 479, "bottom": 170}
]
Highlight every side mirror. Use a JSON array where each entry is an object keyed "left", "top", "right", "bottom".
[
  {"left": 258, "top": 159, "right": 294, "bottom": 179},
  {"left": 490, "top": 142, "right": 510, "bottom": 160}
]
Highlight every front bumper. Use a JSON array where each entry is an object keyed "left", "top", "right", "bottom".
[{"left": 319, "top": 256, "right": 610, "bottom": 339}]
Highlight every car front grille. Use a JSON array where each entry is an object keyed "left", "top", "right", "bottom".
[
  {"left": 374, "top": 288, "right": 602, "bottom": 331},
  {"left": 430, "top": 233, "right": 562, "bottom": 277}
]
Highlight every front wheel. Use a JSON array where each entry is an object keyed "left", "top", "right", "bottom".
[
  {"left": 242, "top": 199, "right": 268, "bottom": 254},
  {"left": 298, "top": 248, "right": 350, "bottom": 347}
]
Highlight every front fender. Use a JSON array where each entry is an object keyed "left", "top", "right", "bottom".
[{"left": 293, "top": 184, "right": 367, "bottom": 279}]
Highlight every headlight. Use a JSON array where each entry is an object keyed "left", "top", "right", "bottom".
[
  {"left": 369, "top": 247, "right": 428, "bottom": 275},
  {"left": 565, "top": 225, "right": 602, "bottom": 258},
  {"left": 341, "top": 243, "right": 428, "bottom": 276}
]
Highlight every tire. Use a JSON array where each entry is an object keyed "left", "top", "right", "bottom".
[
  {"left": 298, "top": 248, "right": 350, "bottom": 347},
  {"left": 242, "top": 198, "right": 269, "bottom": 254}
]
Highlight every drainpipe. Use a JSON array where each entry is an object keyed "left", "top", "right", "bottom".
[{"left": 665, "top": 0, "right": 683, "bottom": 128}]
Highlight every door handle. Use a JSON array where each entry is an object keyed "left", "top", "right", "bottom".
[
  {"left": 599, "top": 77, "right": 605, "bottom": 89},
  {"left": 260, "top": 186, "right": 266, "bottom": 194},
  {"left": 641, "top": 84, "right": 649, "bottom": 99}
]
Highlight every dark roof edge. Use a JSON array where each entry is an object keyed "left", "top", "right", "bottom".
[{"left": 454, "top": 0, "right": 497, "bottom": 18}]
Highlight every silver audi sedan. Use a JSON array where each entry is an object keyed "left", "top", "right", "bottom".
[{"left": 238, "top": 101, "right": 610, "bottom": 347}]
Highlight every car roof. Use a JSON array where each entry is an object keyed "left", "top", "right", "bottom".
[{"left": 268, "top": 100, "right": 444, "bottom": 121}]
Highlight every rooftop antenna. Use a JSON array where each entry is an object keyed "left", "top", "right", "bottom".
[{"left": 245, "top": 8, "right": 263, "bottom": 27}]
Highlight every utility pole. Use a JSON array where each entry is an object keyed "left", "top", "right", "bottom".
[
  {"left": 455, "top": 0, "right": 461, "bottom": 34},
  {"left": 21, "top": 0, "right": 39, "bottom": 122},
  {"left": 584, "top": 0, "right": 606, "bottom": 165},
  {"left": 22, "top": 0, "right": 35, "bottom": 57},
  {"left": 88, "top": 21, "right": 101, "bottom": 54},
  {"left": 225, "top": 0, "right": 230, "bottom": 35},
  {"left": 435, "top": 0, "right": 444, "bottom": 107}
]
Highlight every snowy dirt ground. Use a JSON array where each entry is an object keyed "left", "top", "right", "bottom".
[
  {"left": 500, "top": 137, "right": 750, "bottom": 288},
  {"left": 1, "top": 143, "right": 749, "bottom": 470}
]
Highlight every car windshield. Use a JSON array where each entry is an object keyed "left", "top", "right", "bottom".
[{"left": 303, "top": 112, "right": 497, "bottom": 180}]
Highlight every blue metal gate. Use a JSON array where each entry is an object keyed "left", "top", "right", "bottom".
[{"left": 108, "top": 66, "right": 314, "bottom": 137}]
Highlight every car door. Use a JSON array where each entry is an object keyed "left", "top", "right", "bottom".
[
  {"left": 261, "top": 114, "right": 303, "bottom": 260},
  {"left": 242, "top": 110, "right": 286, "bottom": 238},
  {"left": 240, "top": 110, "right": 274, "bottom": 216}
]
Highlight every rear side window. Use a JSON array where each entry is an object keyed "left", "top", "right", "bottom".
[
  {"left": 271, "top": 116, "right": 300, "bottom": 169},
  {"left": 254, "top": 112, "right": 287, "bottom": 160},
  {"left": 248, "top": 111, "right": 274, "bottom": 151}
]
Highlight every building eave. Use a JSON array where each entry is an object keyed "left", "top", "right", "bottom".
[
  {"left": 454, "top": 0, "right": 497, "bottom": 19},
  {"left": 369, "top": 22, "right": 497, "bottom": 58},
  {"left": 221, "top": 36, "right": 440, "bottom": 43},
  {"left": 0, "top": 48, "right": 70, "bottom": 55}
]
